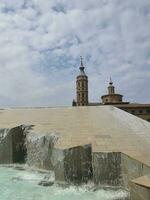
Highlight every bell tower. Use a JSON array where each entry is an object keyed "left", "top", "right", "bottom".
[{"left": 76, "top": 56, "right": 88, "bottom": 106}]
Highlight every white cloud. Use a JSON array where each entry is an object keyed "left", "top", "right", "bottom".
[{"left": 0, "top": 0, "right": 149, "bottom": 107}]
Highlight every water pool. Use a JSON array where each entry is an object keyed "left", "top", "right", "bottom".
[{"left": 0, "top": 166, "right": 129, "bottom": 200}]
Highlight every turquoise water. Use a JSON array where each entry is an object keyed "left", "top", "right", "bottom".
[{"left": 0, "top": 166, "right": 129, "bottom": 200}]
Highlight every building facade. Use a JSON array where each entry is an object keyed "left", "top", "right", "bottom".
[
  {"left": 72, "top": 59, "right": 150, "bottom": 122},
  {"left": 100, "top": 80, "right": 150, "bottom": 122}
]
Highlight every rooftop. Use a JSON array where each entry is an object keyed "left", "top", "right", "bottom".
[{"left": 115, "top": 103, "right": 150, "bottom": 108}]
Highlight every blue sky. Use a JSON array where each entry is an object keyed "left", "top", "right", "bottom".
[{"left": 0, "top": 0, "right": 150, "bottom": 107}]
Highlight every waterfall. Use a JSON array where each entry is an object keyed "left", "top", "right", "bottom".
[
  {"left": 0, "top": 124, "right": 59, "bottom": 170},
  {"left": 26, "top": 132, "right": 59, "bottom": 170},
  {"left": 0, "top": 125, "right": 29, "bottom": 164},
  {"left": 0, "top": 128, "right": 10, "bottom": 143}
]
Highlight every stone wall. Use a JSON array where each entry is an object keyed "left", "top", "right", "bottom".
[
  {"left": 130, "top": 182, "right": 150, "bottom": 200},
  {"left": 121, "top": 153, "right": 150, "bottom": 189},
  {"left": 120, "top": 153, "right": 150, "bottom": 199}
]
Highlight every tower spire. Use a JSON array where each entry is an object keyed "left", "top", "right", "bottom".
[
  {"left": 79, "top": 56, "right": 86, "bottom": 76},
  {"left": 80, "top": 56, "right": 84, "bottom": 71},
  {"left": 109, "top": 77, "right": 113, "bottom": 85},
  {"left": 80, "top": 56, "right": 84, "bottom": 67}
]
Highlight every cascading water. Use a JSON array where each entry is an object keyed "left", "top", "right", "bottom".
[
  {"left": 26, "top": 132, "right": 59, "bottom": 170},
  {"left": 0, "top": 126, "right": 27, "bottom": 164},
  {"left": 0, "top": 128, "right": 10, "bottom": 142}
]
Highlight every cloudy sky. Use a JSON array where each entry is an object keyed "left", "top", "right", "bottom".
[{"left": 0, "top": 0, "right": 150, "bottom": 107}]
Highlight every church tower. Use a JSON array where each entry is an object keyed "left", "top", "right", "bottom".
[{"left": 76, "top": 57, "right": 88, "bottom": 106}]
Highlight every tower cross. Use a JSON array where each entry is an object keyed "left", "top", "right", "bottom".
[{"left": 80, "top": 56, "right": 84, "bottom": 67}]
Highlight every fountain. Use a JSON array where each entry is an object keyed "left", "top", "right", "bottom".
[{"left": 0, "top": 126, "right": 131, "bottom": 200}]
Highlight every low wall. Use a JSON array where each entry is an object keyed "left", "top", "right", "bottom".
[
  {"left": 130, "top": 182, "right": 150, "bottom": 200},
  {"left": 121, "top": 154, "right": 150, "bottom": 199},
  {"left": 121, "top": 153, "right": 150, "bottom": 189}
]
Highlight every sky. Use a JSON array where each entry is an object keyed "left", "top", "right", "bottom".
[{"left": 0, "top": 0, "right": 150, "bottom": 107}]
